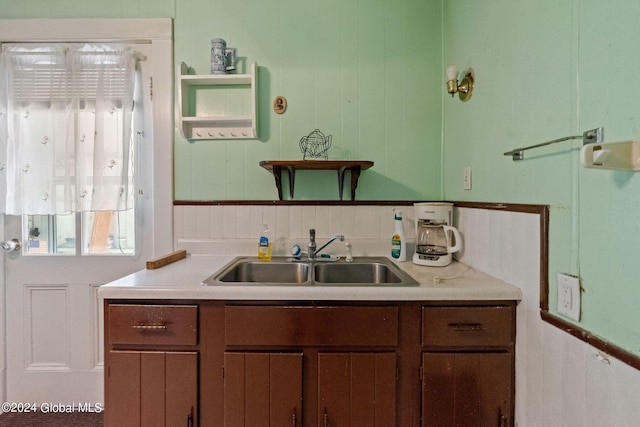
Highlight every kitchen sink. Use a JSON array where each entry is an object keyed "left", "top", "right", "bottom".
[
  {"left": 314, "top": 261, "right": 403, "bottom": 284},
  {"left": 213, "top": 260, "right": 310, "bottom": 284},
  {"left": 202, "top": 256, "right": 419, "bottom": 286}
]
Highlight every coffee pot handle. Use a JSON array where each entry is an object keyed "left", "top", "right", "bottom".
[{"left": 443, "top": 226, "right": 462, "bottom": 253}]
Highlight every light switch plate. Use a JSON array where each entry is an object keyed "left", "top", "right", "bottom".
[
  {"left": 463, "top": 166, "right": 472, "bottom": 190},
  {"left": 557, "top": 273, "right": 581, "bottom": 321}
]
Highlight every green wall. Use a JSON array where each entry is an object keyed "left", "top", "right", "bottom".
[
  {"left": 173, "top": 0, "right": 442, "bottom": 200},
  {"left": 0, "top": 0, "right": 174, "bottom": 19},
  {"left": 0, "top": 0, "right": 442, "bottom": 201},
  {"left": 443, "top": 0, "right": 640, "bottom": 357}
]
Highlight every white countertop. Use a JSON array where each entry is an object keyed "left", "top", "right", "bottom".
[{"left": 98, "top": 255, "right": 522, "bottom": 301}]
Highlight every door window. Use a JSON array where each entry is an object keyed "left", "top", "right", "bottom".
[
  {"left": 1, "top": 43, "right": 147, "bottom": 256},
  {"left": 25, "top": 210, "right": 136, "bottom": 255}
]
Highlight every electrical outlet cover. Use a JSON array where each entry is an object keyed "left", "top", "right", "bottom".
[{"left": 557, "top": 273, "right": 580, "bottom": 321}]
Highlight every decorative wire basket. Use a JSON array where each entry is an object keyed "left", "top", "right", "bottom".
[{"left": 299, "top": 129, "right": 332, "bottom": 160}]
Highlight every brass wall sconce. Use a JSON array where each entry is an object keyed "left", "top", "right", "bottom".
[{"left": 446, "top": 66, "right": 474, "bottom": 102}]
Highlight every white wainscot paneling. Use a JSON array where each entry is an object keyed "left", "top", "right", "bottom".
[
  {"left": 454, "top": 207, "right": 540, "bottom": 286},
  {"left": 174, "top": 204, "right": 416, "bottom": 256},
  {"left": 453, "top": 206, "right": 640, "bottom": 427}
]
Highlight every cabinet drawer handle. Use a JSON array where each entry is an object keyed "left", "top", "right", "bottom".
[
  {"left": 448, "top": 322, "right": 486, "bottom": 332},
  {"left": 292, "top": 411, "right": 296, "bottom": 427},
  {"left": 132, "top": 323, "right": 168, "bottom": 330}
]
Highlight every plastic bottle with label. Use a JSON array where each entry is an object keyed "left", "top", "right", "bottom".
[
  {"left": 391, "top": 210, "right": 406, "bottom": 261},
  {"left": 258, "top": 224, "right": 272, "bottom": 261}
]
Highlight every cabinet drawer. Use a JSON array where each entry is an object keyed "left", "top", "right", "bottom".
[
  {"left": 422, "top": 305, "right": 513, "bottom": 348},
  {"left": 225, "top": 305, "right": 398, "bottom": 347},
  {"left": 109, "top": 304, "right": 198, "bottom": 346}
]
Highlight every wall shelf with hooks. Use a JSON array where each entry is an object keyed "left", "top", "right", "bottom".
[{"left": 178, "top": 61, "right": 258, "bottom": 140}]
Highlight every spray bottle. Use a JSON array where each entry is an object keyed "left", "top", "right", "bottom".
[{"left": 391, "top": 210, "right": 406, "bottom": 261}]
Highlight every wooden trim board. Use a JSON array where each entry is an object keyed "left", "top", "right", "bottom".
[{"left": 146, "top": 250, "right": 187, "bottom": 270}]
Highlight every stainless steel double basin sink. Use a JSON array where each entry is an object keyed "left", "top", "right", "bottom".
[{"left": 202, "top": 256, "right": 420, "bottom": 287}]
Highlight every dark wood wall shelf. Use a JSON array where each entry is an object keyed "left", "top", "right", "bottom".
[{"left": 259, "top": 160, "right": 374, "bottom": 200}]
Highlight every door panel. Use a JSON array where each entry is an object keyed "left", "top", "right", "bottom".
[
  {"left": 141, "top": 352, "right": 165, "bottom": 427},
  {"left": 106, "top": 351, "right": 198, "bottom": 427},
  {"left": 318, "top": 352, "right": 397, "bottom": 427},
  {"left": 105, "top": 351, "right": 141, "bottom": 427},
  {"left": 422, "top": 352, "right": 513, "bottom": 427},
  {"left": 269, "top": 354, "right": 304, "bottom": 426},
  {"left": 318, "top": 353, "right": 352, "bottom": 425},
  {"left": 224, "top": 352, "right": 303, "bottom": 426},
  {"left": 166, "top": 352, "right": 198, "bottom": 427}
]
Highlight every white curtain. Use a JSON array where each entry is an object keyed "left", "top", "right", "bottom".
[{"left": 0, "top": 44, "right": 137, "bottom": 215}]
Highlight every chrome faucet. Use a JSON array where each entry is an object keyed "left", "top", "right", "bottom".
[{"left": 307, "top": 228, "right": 344, "bottom": 260}]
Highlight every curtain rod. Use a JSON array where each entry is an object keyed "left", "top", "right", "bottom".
[{"left": 5, "top": 50, "right": 146, "bottom": 61}]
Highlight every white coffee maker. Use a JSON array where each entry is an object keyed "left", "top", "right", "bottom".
[{"left": 413, "top": 202, "right": 462, "bottom": 267}]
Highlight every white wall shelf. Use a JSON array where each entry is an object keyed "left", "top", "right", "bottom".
[{"left": 178, "top": 61, "right": 258, "bottom": 140}]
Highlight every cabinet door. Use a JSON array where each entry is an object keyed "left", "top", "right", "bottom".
[
  {"left": 422, "top": 352, "right": 512, "bottom": 427},
  {"left": 165, "top": 352, "right": 198, "bottom": 427},
  {"left": 318, "top": 352, "right": 397, "bottom": 427},
  {"left": 106, "top": 351, "right": 141, "bottom": 427},
  {"left": 224, "top": 352, "right": 303, "bottom": 426},
  {"left": 106, "top": 351, "right": 198, "bottom": 427}
]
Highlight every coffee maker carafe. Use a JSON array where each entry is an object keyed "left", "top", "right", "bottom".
[{"left": 413, "top": 202, "right": 462, "bottom": 267}]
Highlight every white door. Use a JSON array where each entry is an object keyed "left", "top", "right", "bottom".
[
  {"left": 3, "top": 216, "right": 149, "bottom": 404},
  {"left": 0, "top": 19, "right": 174, "bottom": 406}
]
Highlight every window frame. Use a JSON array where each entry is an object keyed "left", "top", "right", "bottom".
[{"left": 0, "top": 18, "right": 174, "bottom": 259}]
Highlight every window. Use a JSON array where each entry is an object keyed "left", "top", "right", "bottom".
[
  {"left": 0, "top": 43, "right": 148, "bottom": 255},
  {"left": 25, "top": 211, "right": 136, "bottom": 255}
]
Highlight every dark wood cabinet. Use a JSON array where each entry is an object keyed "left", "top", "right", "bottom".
[
  {"left": 106, "top": 351, "right": 197, "bottom": 427},
  {"left": 104, "top": 304, "right": 199, "bottom": 427},
  {"left": 222, "top": 350, "right": 397, "bottom": 427},
  {"left": 421, "top": 304, "right": 515, "bottom": 427},
  {"left": 104, "top": 300, "right": 515, "bottom": 427},
  {"left": 223, "top": 304, "right": 400, "bottom": 425}
]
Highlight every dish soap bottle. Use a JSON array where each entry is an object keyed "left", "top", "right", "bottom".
[
  {"left": 258, "top": 224, "right": 272, "bottom": 261},
  {"left": 391, "top": 210, "right": 406, "bottom": 261}
]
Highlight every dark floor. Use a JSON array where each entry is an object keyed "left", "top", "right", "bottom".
[{"left": 0, "top": 411, "right": 103, "bottom": 426}]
